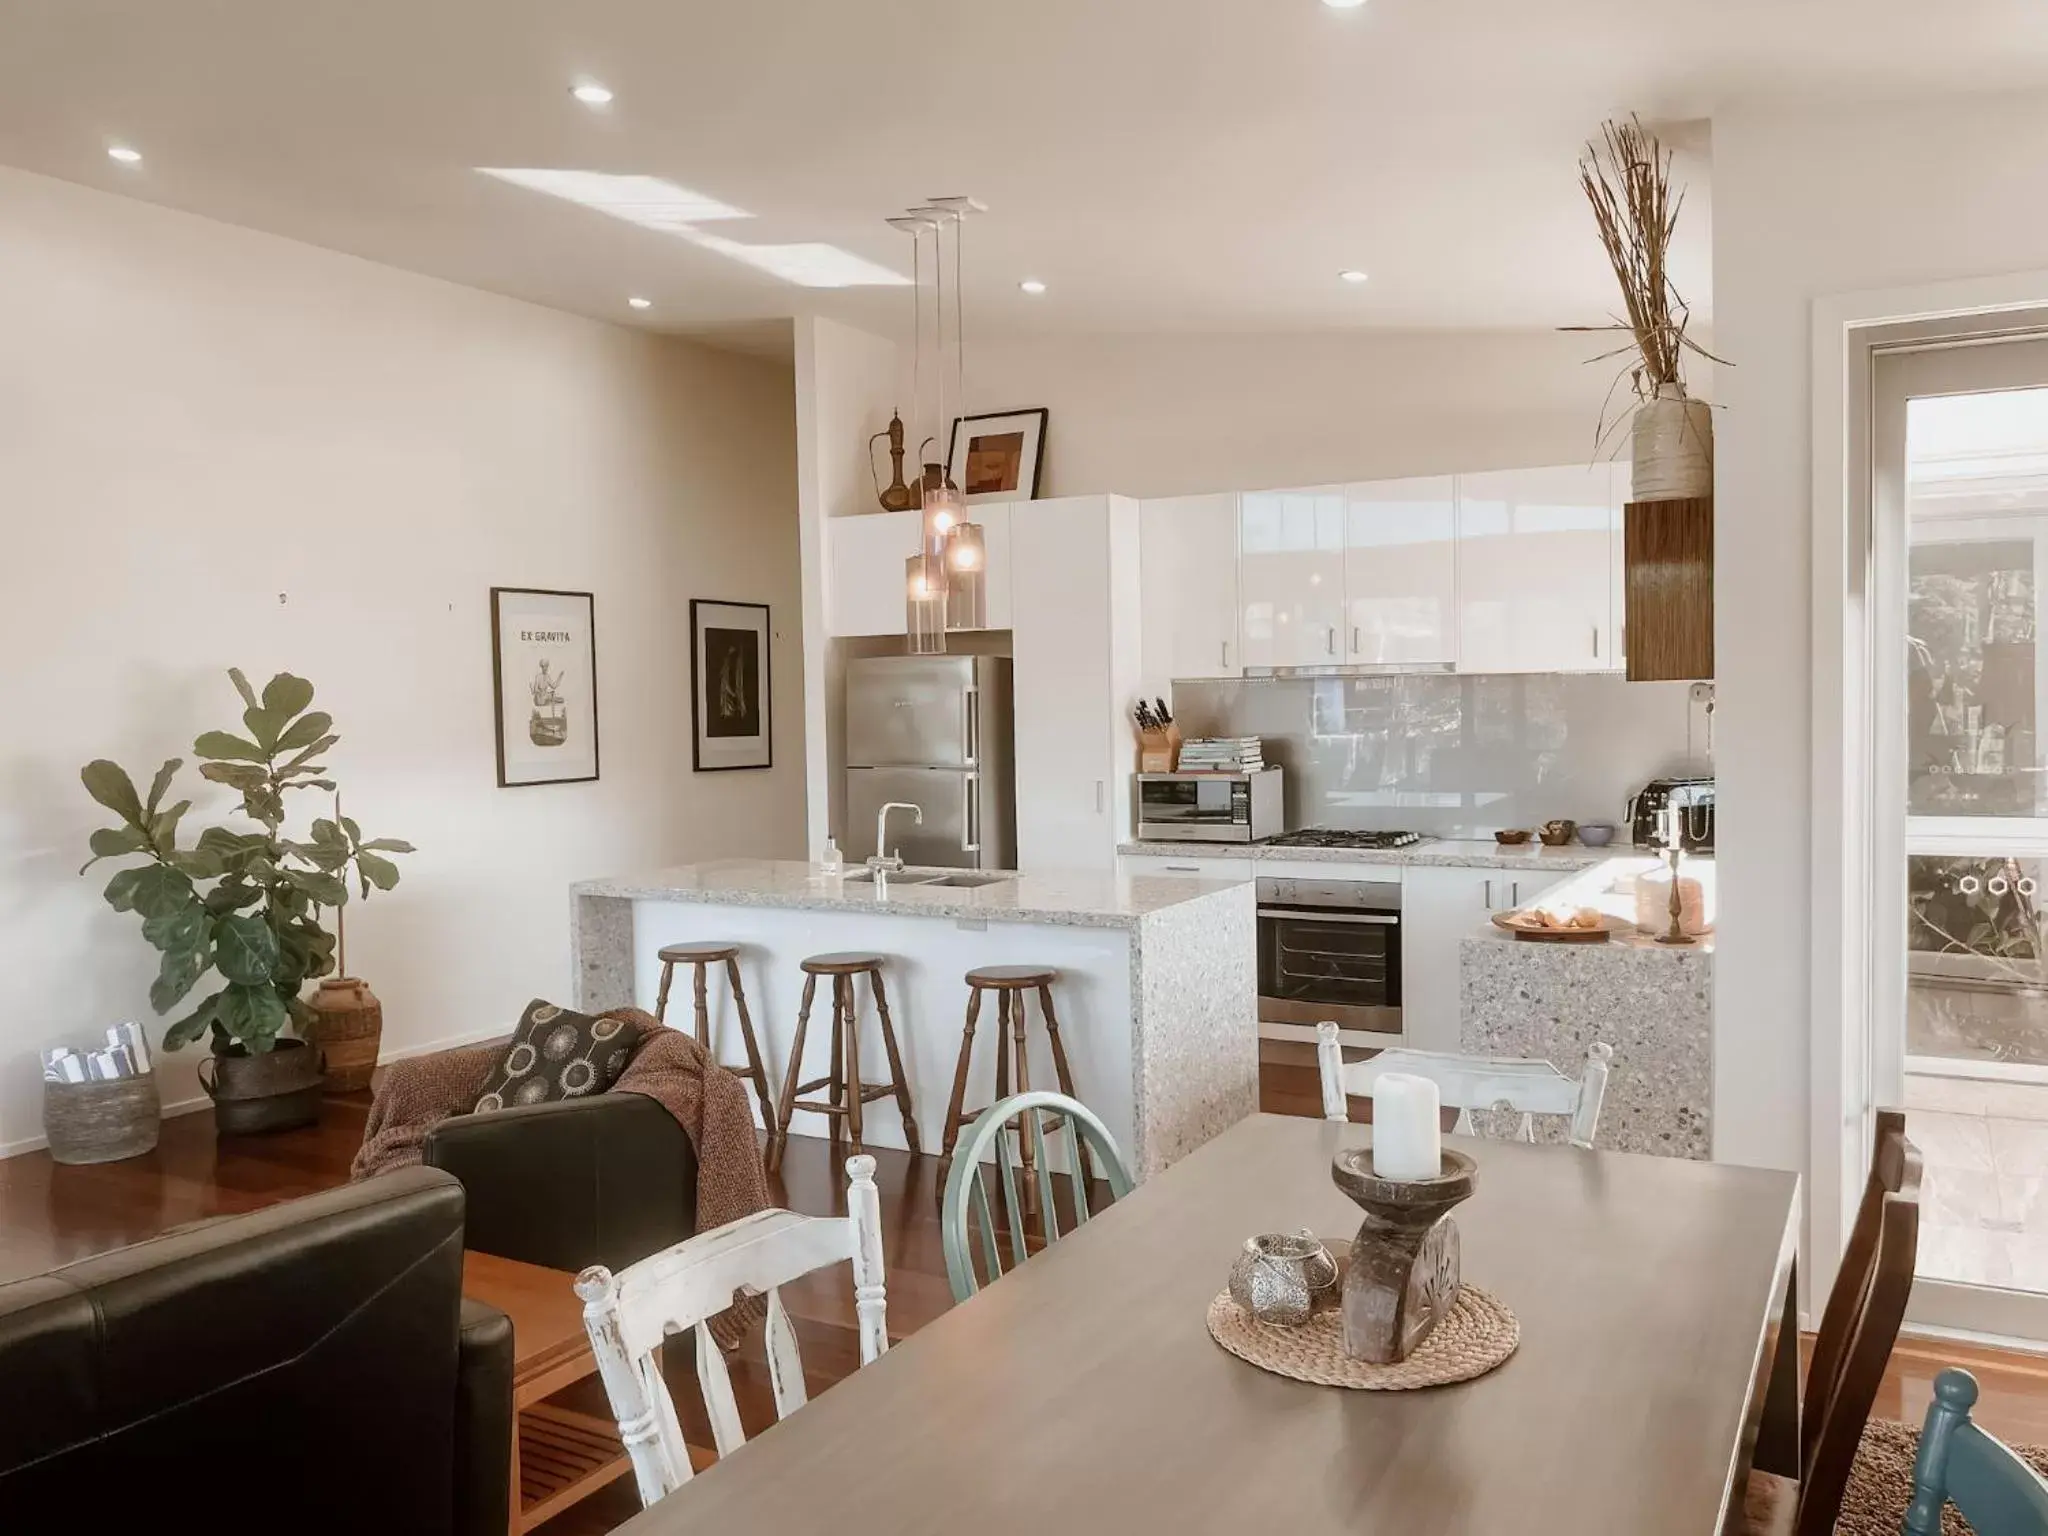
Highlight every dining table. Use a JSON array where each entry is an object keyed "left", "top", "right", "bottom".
[{"left": 617, "top": 1112, "right": 1802, "bottom": 1535}]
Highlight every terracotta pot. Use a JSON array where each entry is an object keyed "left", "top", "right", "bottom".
[
  {"left": 305, "top": 977, "right": 383, "bottom": 1092},
  {"left": 1631, "top": 386, "right": 1714, "bottom": 502},
  {"left": 199, "top": 1036, "right": 324, "bottom": 1136}
]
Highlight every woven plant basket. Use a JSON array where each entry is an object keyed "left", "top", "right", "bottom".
[
  {"left": 45, "top": 1075, "right": 161, "bottom": 1165},
  {"left": 1631, "top": 386, "right": 1714, "bottom": 502}
]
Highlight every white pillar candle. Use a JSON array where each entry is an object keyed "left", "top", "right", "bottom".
[{"left": 1371, "top": 1072, "right": 1443, "bottom": 1181}]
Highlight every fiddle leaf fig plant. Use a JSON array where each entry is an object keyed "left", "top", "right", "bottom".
[{"left": 81, "top": 669, "right": 414, "bottom": 1054}]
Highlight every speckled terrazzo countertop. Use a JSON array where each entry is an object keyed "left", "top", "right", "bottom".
[
  {"left": 571, "top": 859, "right": 1248, "bottom": 931},
  {"left": 1119, "top": 838, "right": 1664, "bottom": 873}
]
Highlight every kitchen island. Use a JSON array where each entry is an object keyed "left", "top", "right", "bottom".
[
  {"left": 1460, "top": 852, "right": 1715, "bottom": 1159},
  {"left": 569, "top": 861, "right": 1256, "bottom": 1178}
]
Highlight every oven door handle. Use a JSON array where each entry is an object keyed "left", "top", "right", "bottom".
[{"left": 1257, "top": 908, "right": 1399, "bottom": 925}]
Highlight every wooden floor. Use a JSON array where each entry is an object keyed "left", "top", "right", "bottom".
[{"left": 3, "top": 1045, "right": 2046, "bottom": 1534}]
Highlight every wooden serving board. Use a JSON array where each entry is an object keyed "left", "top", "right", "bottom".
[{"left": 1489, "top": 911, "right": 1628, "bottom": 943}]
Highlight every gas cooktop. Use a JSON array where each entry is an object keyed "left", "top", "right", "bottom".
[{"left": 1262, "top": 828, "right": 1434, "bottom": 851}]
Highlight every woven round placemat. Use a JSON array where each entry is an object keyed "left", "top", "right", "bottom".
[{"left": 1206, "top": 1283, "right": 1519, "bottom": 1390}]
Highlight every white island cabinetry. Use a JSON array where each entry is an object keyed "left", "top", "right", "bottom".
[{"left": 570, "top": 860, "right": 1256, "bottom": 1179}]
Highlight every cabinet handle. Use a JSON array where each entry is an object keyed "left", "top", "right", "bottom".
[
  {"left": 1325, "top": 626, "right": 1336, "bottom": 657},
  {"left": 1165, "top": 864, "right": 1200, "bottom": 873},
  {"left": 1483, "top": 880, "right": 1493, "bottom": 909},
  {"left": 1352, "top": 625, "right": 1361, "bottom": 655},
  {"left": 1591, "top": 624, "right": 1600, "bottom": 658},
  {"left": 1511, "top": 881, "right": 1521, "bottom": 907},
  {"left": 1095, "top": 780, "right": 1105, "bottom": 813},
  {"left": 1221, "top": 640, "right": 1229, "bottom": 669}
]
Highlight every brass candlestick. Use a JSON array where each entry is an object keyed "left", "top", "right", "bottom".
[{"left": 1654, "top": 806, "right": 1696, "bottom": 947}]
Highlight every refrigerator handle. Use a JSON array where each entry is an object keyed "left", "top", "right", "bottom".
[
  {"left": 964, "top": 774, "right": 981, "bottom": 852},
  {"left": 964, "top": 687, "right": 980, "bottom": 765}
]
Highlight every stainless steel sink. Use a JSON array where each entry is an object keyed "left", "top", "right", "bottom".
[{"left": 838, "top": 869, "right": 1010, "bottom": 889}]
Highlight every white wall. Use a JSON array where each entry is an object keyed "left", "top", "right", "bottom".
[
  {"left": 966, "top": 328, "right": 1633, "bottom": 499},
  {"left": 0, "top": 166, "right": 803, "bottom": 1150},
  {"left": 793, "top": 315, "right": 900, "bottom": 853},
  {"left": 1713, "top": 90, "right": 2048, "bottom": 1175}
]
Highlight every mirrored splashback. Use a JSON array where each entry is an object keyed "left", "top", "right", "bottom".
[{"left": 1169, "top": 674, "right": 1709, "bottom": 839}]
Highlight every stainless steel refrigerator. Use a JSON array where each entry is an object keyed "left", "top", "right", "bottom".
[{"left": 843, "top": 655, "right": 1015, "bottom": 870}]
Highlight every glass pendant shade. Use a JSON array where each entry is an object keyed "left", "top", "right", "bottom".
[
  {"left": 921, "top": 481, "right": 964, "bottom": 560},
  {"left": 906, "top": 552, "right": 947, "bottom": 654},
  {"left": 945, "top": 522, "right": 986, "bottom": 630}
]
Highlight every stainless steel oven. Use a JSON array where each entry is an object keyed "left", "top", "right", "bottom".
[{"left": 1256, "top": 875, "right": 1402, "bottom": 1035}]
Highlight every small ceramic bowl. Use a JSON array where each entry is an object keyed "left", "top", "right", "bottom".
[
  {"left": 1577, "top": 823, "right": 1618, "bottom": 847},
  {"left": 1494, "top": 829, "right": 1532, "bottom": 846}
]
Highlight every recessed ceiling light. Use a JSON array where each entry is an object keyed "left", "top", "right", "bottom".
[
  {"left": 1323, "top": 0, "right": 1368, "bottom": 9},
  {"left": 1019, "top": 278, "right": 1047, "bottom": 295},
  {"left": 106, "top": 144, "right": 142, "bottom": 164},
  {"left": 1339, "top": 269, "right": 1370, "bottom": 284},
  {"left": 570, "top": 82, "right": 614, "bottom": 106},
  {"left": 627, "top": 296, "right": 652, "bottom": 310}
]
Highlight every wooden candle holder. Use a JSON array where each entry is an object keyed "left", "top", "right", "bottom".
[{"left": 1331, "top": 1146, "right": 1476, "bottom": 1364}]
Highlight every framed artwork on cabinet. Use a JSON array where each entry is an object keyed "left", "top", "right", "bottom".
[{"left": 946, "top": 407, "right": 1048, "bottom": 506}]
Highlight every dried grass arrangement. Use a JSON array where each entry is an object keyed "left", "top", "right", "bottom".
[{"left": 1567, "top": 115, "right": 1726, "bottom": 497}]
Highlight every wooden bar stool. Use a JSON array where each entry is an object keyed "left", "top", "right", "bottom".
[
  {"left": 653, "top": 942, "right": 776, "bottom": 1126},
  {"left": 770, "top": 953, "right": 919, "bottom": 1168},
  {"left": 941, "top": 966, "right": 1089, "bottom": 1199}
]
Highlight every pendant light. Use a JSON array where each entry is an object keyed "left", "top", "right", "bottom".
[
  {"left": 930, "top": 197, "right": 986, "bottom": 632},
  {"left": 890, "top": 210, "right": 948, "bottom": 653}
]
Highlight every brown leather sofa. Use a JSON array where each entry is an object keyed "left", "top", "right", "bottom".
[
  {"left": 0, "top": 1166, "right": 511, "bottom": 1534},
  {"left": 423, "top": 1086, "right": 699, "bottom": 1275}
]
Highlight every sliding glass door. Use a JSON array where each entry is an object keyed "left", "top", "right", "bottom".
[{"left": 1874, "top": 336, "right": 2048, "bottom": 1338}]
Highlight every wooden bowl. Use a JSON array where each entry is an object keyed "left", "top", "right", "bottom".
[{"left": 1494, "top": 829, "right": 1532, "bottom": 846}]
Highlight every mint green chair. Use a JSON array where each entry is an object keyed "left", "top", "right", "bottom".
[
  {"left": 941, "top": 1091, "right": 1133, "bottom": 1302},
  {"left": 1903, "top": 1368, "right": 2048, "bottom": 1535}
]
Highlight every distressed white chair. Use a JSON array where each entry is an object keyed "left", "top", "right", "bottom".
[
  {"left": 1316, "top": 1020, "right": 1614, "bottom": 1150},
  {"left": 575, "top": 1153, "right": 887, "bottom": 1509}
]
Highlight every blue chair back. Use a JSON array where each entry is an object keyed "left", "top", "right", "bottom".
[
  {"left": 1903, "top": 1367, "right": 2048, "bottom": 1535},
  {"left": 940, "top": 1091, "right": 1133, "bottom": 1302}
]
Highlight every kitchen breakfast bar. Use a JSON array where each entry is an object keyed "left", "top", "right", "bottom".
[{"left": 570, "top": 861, "right": 1257, "bottom": 1178}]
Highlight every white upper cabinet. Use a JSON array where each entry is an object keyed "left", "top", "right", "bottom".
[
  {"left": 826, "top": 504, "right": 1014, "bottom": 637},
  {"left": 826, "top": 510, "right": 919, "bottom": 637},
  {"left": 1239, "top": 486, "right": 1347, "bottom": 669},
  {"left": 1343, "top": 477, "right": 1458, "bottom": 666},
  {"left": 1454, "top": 464, "right": 1622, "bottom": 674},
  {"left": 1140, "top": 492, "right": 1240, "bottom": 681}
]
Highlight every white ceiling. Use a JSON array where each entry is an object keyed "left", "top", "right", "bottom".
[{"left": 4, "top": 0, "right": 2048, "bottom": 347}]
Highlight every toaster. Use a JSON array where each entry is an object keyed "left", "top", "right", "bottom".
[{"left": 1627, "top": 777, "right": 1715, "bottom": 851}]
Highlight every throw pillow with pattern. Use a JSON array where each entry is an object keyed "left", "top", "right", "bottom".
[{"left": 473, "top": 1000, "right": 642, "bottom": 1113}]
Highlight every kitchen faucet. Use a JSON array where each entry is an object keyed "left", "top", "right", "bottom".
[{"left": 868, "top": 802, "right": 923, "bottom": 877}]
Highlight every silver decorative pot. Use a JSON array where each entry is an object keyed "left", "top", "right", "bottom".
[{"left": 1227, "top": 1230, "right": 1341, "bottom": 1328}]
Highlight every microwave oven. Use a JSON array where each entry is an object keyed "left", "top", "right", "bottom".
[{"left": 1134, "top": 769, "right": 1284, "bottom": 843}]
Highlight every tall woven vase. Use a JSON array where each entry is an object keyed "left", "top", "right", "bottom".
[
  {"left": 1630, "top": 384, "right": 1714, "bottom": 502},
  {"left": 305, "top": 976, "right": 383, "bottom": 1092}
]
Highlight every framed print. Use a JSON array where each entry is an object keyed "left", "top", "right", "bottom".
[
  {"left": 945, "top": 407, "right": 1048, "bottom": 506},
  {"left": 490, "top": 587, "right": 599, "bottom": 787},
  {"left": 691, "top": 599, "right": 772, "bottom": 771}
]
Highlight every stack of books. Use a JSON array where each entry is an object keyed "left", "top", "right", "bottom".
[{"left": 1176, "top": 737, "right": 1265, "bottom": 773}]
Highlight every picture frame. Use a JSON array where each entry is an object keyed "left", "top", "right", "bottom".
[
  {"left": 691, "top": 599, "right": 773, "bottom": 771},
  {"left": 945, "top": 407, "right": 1048, "bottom": 506},
  {"left": 490, "top": 587, "right": 599, "bottom": 787}
]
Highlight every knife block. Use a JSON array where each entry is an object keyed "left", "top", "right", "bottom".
[{"left": 1137, "top": 723, "right": 1181, "bottom": 774}]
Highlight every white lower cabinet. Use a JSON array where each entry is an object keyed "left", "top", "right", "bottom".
[
  {"left": 1117, "top": 852, "right": 1256, "bottom": 882},
  {"left": 1400, "top": 866, "right": 1566, "bottom": 1054}
]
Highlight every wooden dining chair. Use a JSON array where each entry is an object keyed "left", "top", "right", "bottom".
[
  {"left": 1315, "top": 1020, "right": 1614, "bottom": 1149},
  {"left": 941, "top": 1090, "right": 1134, "bottom": 1302},
  {"left": 1742, "top": 1108, "right": 1922, "bottom": 1536},
  {"left": 575, "top": 1154, "right": 888, "bottom": 1509},
  {"left": 1903, "top": 1367, "right": 2048, "bottom": 1534}
]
